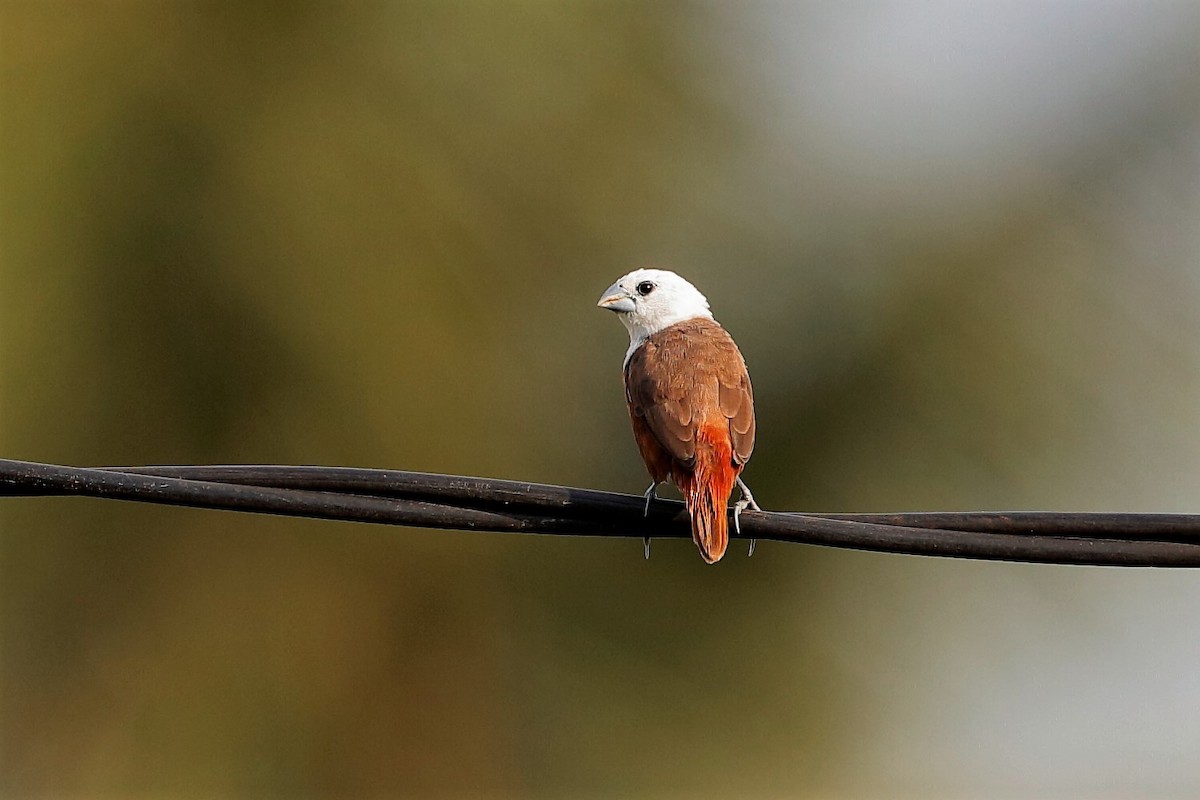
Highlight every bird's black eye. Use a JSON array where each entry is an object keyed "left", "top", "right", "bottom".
[{"left": 636, "top": 281, "right": 656, "bottom": 297}]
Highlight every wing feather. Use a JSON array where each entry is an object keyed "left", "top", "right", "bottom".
[
  {"left": 719, "top": 370, "right": 755, "bottom": 464},
  {"left": 624, "top": 318, "right": 755, "bottom": 469}
]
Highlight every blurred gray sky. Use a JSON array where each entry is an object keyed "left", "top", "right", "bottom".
[{"left": 731, "top": 1, "right": 1200, "bottom": 211}]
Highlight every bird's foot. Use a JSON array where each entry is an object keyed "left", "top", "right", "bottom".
[
  {"left": 735, "top": 476, "right": 762, "bottom": 512},
  {"left": 642, "top": 481, "right": 661, "bottom": 517},
  {"left": 733, "top": 477, "right": 762, "bottom": 557},
  {"left": 641, "top": 483, "right": 662, "bottom": 559}
]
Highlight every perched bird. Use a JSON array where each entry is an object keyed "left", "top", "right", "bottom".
[{"left": 597, "top": 268, "right": 759, "bottom": 563}]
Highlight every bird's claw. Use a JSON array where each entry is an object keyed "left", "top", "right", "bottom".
[
  {"left": 641, "top": 482, "right": 662, "bottom": 559},
  {"left": 736, "top": 476, "right": 762, "bottom": 512},
  {"left": 642, "top": 482, "right": 660, "bottom": 517},
  {"left": 734, "top": 477, "right": 761, "bottom": 557}
]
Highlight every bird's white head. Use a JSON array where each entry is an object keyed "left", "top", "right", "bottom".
[{"left": 597, "top": 268, "right": 714, "bottom": 363}]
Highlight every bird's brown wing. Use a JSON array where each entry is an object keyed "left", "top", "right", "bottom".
[
  {"left": 718, "top": 352, "right": 755, "bottom": 465},
  {"left": 625, "top": 337, "right": 697, "bottom": 466},
  {"left": 624, "top": 318, "right": 755, "bottom": 469}
]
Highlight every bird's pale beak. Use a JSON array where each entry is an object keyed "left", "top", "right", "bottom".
[{"left": 597, "top": 285, "right": 636, "bottom": 313}]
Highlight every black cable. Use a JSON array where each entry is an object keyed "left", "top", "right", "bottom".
[
  {"left": 93, "top": 465, "right": 1200, "bottom": 542},
  {"left": 3, "top": 459, "right": 1200, "bottom": 567}
]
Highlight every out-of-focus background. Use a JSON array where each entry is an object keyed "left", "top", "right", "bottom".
[{"left": 4, "top": 2, "right": 1200, "bottom": 797}]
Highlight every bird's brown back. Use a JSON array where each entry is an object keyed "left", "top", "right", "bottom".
[{"left": 623, "top": 317, "right": 755, "bottom": 471}]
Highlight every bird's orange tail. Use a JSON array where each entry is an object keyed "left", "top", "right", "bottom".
[{"left": 681, "top": 426, "right": 738, "bottom": 564}]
